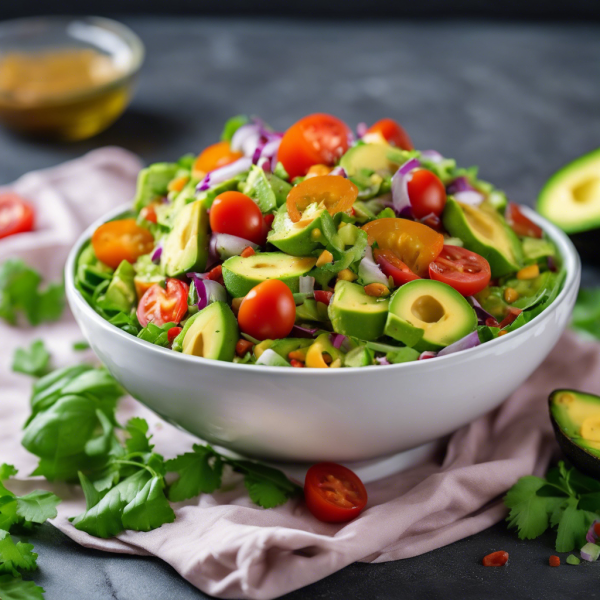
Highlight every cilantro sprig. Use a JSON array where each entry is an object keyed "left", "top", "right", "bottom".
[
  {"left": 504, "top": 461, "right": 600, "bottom": 551},
  {"left": 11, "top": 340, "right": 51, "bottom": 378}
]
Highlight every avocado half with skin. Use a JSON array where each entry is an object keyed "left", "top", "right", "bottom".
[
  {"left": 549, "top": 389, "right": 600, "bottom": 479},
  {"left": 538, "top": 149, "right": 600, "bottom": 263}
]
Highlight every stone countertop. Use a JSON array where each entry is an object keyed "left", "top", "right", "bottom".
[{"left": 1, "top": 16, "right": 599, "bottom": 599}]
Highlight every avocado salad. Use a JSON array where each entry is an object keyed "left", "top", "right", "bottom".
[{"left": 75, "top": 113, "right": 565, "bottom": 368}]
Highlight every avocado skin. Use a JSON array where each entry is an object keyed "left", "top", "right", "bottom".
[{"left": 549, "top": 389, "right": 600, "bottom": 480}]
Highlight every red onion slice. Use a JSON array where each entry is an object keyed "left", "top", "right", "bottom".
[
  {"left": 197, "top": 157, "right": 252, "bottom": 192},
  {"left": 391, "top": 158, "right": 420, "bottom": 214},
  {"left": 375, "top": 356, "right": 391, "bottom": 366},
  {"left": 356, "top": 122, "right": 368, "bottom": 138},
  {"left": 419, "top": 351, "right": 438, "bottom": 360},
  {"left": 151, "top": 245, "right": 163, "bottom": 264},
  {"left": 468, "top": 296, "right": 495, "bottom": 326},
  {"left": 210, "top": 233, "right": 259, "bottom": 260},
  {"left": 437, "top": 331, "right": 480, "bottom": 357},
  {"left": 329, "top": 333, "right": 346, "bottom": 349},
  {"left": 358, "top": 246, "right": 388, "bottom": 286},
  {"left": 420, "top": 150, "right": 444, "bottom": 163},
  {"left": 231, "top": 123, "right": 261, "bottom": 153},
  {"left": 189, "top": 274, "right": 227, "bottom": 310},
  {"left": 329, "top": 166, "right": 348, "bottom": 178},
  {"left": 454, "top": 190, "right": 484, "bottom": 206},
  {"left": 291, "top": 324, "right": 319, "bottom": 338}
]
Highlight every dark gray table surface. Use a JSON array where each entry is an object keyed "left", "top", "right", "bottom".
[{"left": 2, "top": 16, "right": 600, "bottom": 600}]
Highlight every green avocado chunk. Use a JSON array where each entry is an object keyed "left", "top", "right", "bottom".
[
  {"left": 134, "top": 163, "right": 179, "bottom": 212},
  {"left": 173, "top": 302, "right": 238, "bottom": 361},
  {"left": 222, "top": 252, "right": 316, "bottom": 297},
  {"left": 161, "top": 200, "right": 209, "bottom": 277},
  {"left": 344, "top": 345, "right": 375, "bottom": 367},
  {"left": 549, "top": 389, "right": 600, "bottom": 479},
  {"left": 101, "top": 260, "right": 137, "bottom": 312},
  {"left": 267, "top": 203, "right": 336, "bottom": 256},
  {"left": 243, "top": 164, "right": 277, "bottom": 213},
  {"left": 442, "top": 197, "right": 523, "bottom": 277},
  {"left": 339, "top": 143, "right": 405, "bottom": 178},
  {"left": 328, "top": 280, "right": 389, "bottom": 341},
  {"left": 384, "top": 279, "right": 476, "bottom": 351}
]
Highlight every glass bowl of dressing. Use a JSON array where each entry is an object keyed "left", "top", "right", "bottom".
[{"left": 0, "top": 16, "right": 144, "bottom": 141}]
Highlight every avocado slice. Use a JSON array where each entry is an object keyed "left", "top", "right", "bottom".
[
  {"left": 339, "top": 143, "right": 405, "bottom": 178},
  {"left": 243, "top": 164, "right": 277, "bottom": 213},
  {"left": 385, "top": 279, "right": 476, "bottom": 351},
  {"left": 267, "top": 203, "right": 337, "bottom": 256},
  {"left": 549, "top": 389, "right": 600, "bottom": 479},
  {"left": 100, "top": 260, "right": 137, "bottom": 312},
  {"left": 133, "top": 163, "right": 179, "bottom": 212},
  {"left": 442, "top": 198, "right": 523, "bottom": 277},
  {"left": 222, "top": 252, "right": 316, "bottom": 298},
  {"left": 328, "top": 280, "right": 389, "bottom": 341},
  {"left": 173, "top": 302, "right": 238, "bottom": 361},
  {"left": 161, "top": 200, "right": 209, "bottom": 277}
]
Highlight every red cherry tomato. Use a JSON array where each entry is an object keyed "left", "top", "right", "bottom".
[
  {"left": 137, "top": 279, "right": 189, "bottom": 328},
  {"left": 92, "top": 219, "right": 154, "bottom": 269},
  {"left": 278, "top": 114, "right": 352, "bottom": 180},
  {"left": 407, "top": 169, "right": 447, "bottom": 219},
  {"left": 428, "top": 245, "right": 491, "bottom": 296},
  {"left": 506, "top": 202, "right": 543, "bottom": 239},
  {"left": 0, "top": 193, "right": 35, "bottom": 239},
  {"left": 167, "top": 326, "right": 182, "bottom": 344},
  {"left": 205, "top": 264, "right": 224, "bottom": 285},
  {"left": 373, "top": 248, "right": 420, "bottom": 286},
  {"left": 237, "top": 279, "right": 296, "bottom": 340},
  {"left": 366, "top": 118, "right": 413, "bottom": 150},
  {"left": 304, "top": 462, "right": 368, "bottom": 523},
  {"left": 314, "top": 290, "right": 333, "bottom": 305},
  {"left": 210, "top": 191, "right": 266, "bottom": 245},
  {"left": 193, "top": 141, "right": 243, "bottom": 178},
  {"left": 140, "top": 204, "right": 158, "bottom": 224}
]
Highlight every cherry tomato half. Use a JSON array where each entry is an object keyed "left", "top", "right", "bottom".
[
  {"left": 92, "top": 219, "right": 154, "bottom": 269},
  {"left": 237, "top": 279, "right": 296, "bottom": 341},
  {"left": 506, "top": 202, "right": 543, "bottom": 239},
  {"left": 137, "top": 279, "right": 189, "bottom": 328},
  {"left": 314, "top": 290, "right": 333, "bottom": 305},
  {"left": 210, "top": 191, "right": 266, "bottom": 245},
  {"left": 366, "top": 118, "right": 413, "bottom": 150},
  {"left": 304, "top": 462, "right": 368, "bottom": 523},
  {"left": 0, "top": 193, "right": 35, "bottom": 239},
  {"left": 429, "top": 245, "right": 491, "bottom": 296},
  {"left": 373, "top": 248, "right": 420, "bottom": 286},
  {"left": 286, "top": 175, "right": 358, "bottom": 223},
  {"left": 278, "top": 114, "right": 352, "bottom": 180},
  {"left": 407, "top": 169, "right": 447, "bottom": 219},
  {"left": 362, "top": 218, "right": 444, "bottom": 277},
  {"left": 193, "top": 141, "right": 243, "bottom": 178}
]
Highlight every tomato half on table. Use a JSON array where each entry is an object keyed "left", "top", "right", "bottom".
[
  {"left": 428, "top": 245, "right": 491, "bottom": 296},
  {"left": 278, "top": 113, "right": 352, "bottom": 180},
  {"left": 92, "top": 219, "right": 154, "bottom": 269},
  {"left": 137, "top": 278, "right": 189, "bottom": 328},
  {"left": 407, "top": 169, "right": 447, "bottom": 219},
  {"left": 373, "top": 248, "right": 420, "bottom": 286},
  {"left": 286, "top": 175, "right": 358, "bottom": 223},
  {"left": 192, "top": 141, "right": 243, "bottom": 179},
  {"left": 210, "top": 191, "right": 266, "bottom": 245},
  {"left": 506, "top": 202, "right": 543, "bottom": 239},
  {"left": 304, "top": 462, "right": 368, "bottom": 523},
  {"left": 366, "top": 118, "right": 413, "bottom": 151},
  {"left": 362, "top": 218, "right": 444, "bottom": 277},
  {"left": 237, "top": 279, "right": 296, "bottom": 341},
  {"left": 0, "top": 193, "right": 35, "bottom": 239}
]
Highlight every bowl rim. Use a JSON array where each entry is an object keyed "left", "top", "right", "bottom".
[
  {"left": 0, "top": 15, "right": 145, "bottom": 106},
  {"left": 65, "top": 202, "right": 581, "bottom": 376}
]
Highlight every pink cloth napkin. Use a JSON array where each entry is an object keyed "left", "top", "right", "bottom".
[{"left": 0, "top": 149, "right": 592, "bottom": 599}]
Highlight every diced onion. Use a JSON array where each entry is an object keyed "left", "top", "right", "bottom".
[
  {"left": 299, "top": 276, "right": 315, "bottom": 294},
  {"left": 329, "top": 333, "right": 346, "bottom": 349},
  {"left": 358, "top": 246, "right": 388, "bottom": 286},
  {"left": 188, "top": 274, "right": 227, "bottom": 310},
  {"left": 210, "top": 233, "right": 259, "bottom": 260},
  {"left": 376, "top": 356, "right": 390, "bottom": 366},
  {"left": 291, "top": 324, "right": 319, "bottom": 338},
  {"left": 391, "top": 158, "right": 420, "bottom": 214},
  {"left": 197, "top": 157, "right": 252, "bottom": 192},
  {"left": 437, "top": 331, "right": 481, "bottom": 357},
  {"left": 151, "top": 245, "right": 162, "bottom": 264},
  {"left": 420, "top": 150, "right": 444, "bottom": 163},
  {"left": 329, "top": 166, "right": 348, "bottom": 178},
  {"left": 580, "top": 542, "right": 600, "bottom": 562}
]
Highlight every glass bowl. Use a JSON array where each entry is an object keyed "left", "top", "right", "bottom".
[{"left": 0, "top": 16, "right": 144, "bottom": 141}]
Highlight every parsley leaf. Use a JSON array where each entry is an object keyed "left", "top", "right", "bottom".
[
  {"left": 504, "top": 476, "right": 552, "bottom": 539},
  {"left": 0, "top": 531, "right": 37, "bottom": 577},
  {"left": 572, "top": 287, "right": 600, "bottom": 340},
  {"left": 11, "top": 341, "right": 50, "bottom": 378},
  {"left": 165, "top": 445, "right": 223, "bottom": 502},
  {"left": 15, "top": 492, "right": 60, "bottom": 525},
  {"left": 0, "top": 574, "right": 45, "bottom": 600},
  {"left": 121, "top": 476, "right": 175, "bottom": 532},
  {"left": 555, "top": 497, "right": 592, "bottom": 552},
  {"left": 0, "top": 259, "right": 64, "bottom": 326},
  {"left": 244, "top": 478, "right": 289, "bottom": 509},
  {"left": 124, "top": 418, "right": 154, "bottom": 455}
]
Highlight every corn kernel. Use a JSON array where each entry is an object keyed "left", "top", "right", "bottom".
[
  {"left": 517, "top": 264, "right": 540, "bottom": 280},
  {"left": 310, "top": 228, "right": 322, "bottom": 241},
  {"left": 364, "top": 283, "right": 390, "bottom": 297},
  {"left": 498, "top": 330, "right": 508, "bottom": 337},
  {"left": 337, "top": 269, "right": 357, "bottom": 282},
  {"left": 316, "top": 250, "right": 334, "bottom": 267},
  {"left": 504, "top": 287, "right": 519, "bottom": 303}
]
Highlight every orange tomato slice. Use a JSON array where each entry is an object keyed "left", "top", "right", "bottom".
[
  {"left": 362, "top": 218, "right": 444, "bottom": 277},
  {"left": 92, "top": 219, "right": 154, "bottom": 269},
  {"left": 192, "top": 141, "right": 243, "bottom": 179},
  {"left": 286, "top": 175, "right": 358, "bottom": 223}
]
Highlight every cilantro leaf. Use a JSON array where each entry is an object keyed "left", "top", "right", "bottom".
[
  {"left": 0, "top": 465, "right": 18, "bottom": 497},
  {"left": 555, "top": 497, "right": 591, "bottom": 552},
  {"left": 0, "top": 497, "right": 18, "bottom": 532},
  {"left": 0, "top": 531, "right": 37, "bottom": 577},
  {"left": 11, "top": 341, "right": 50, "bottom": 378},
  {"left": 165, "top": 445, "right": 223, "bottom": 502},
  {"left": 121, "top": 476, "right": 175, "bottom": 532},
  {"left": 244, "top": 478, "right": 289, "bottom": 509},
  {"left": 124, "top": 418, "right": 154, "bottom": 455},
  {"left": 15, "top": 491, "right": 60, "bottom": 525},
  {"left": 504, "top": 476, "right": 552, "bottom": 539},
  {"left": 0, "top": 574, "right": 45, "bottom": 600},
  {"left": 78, "top": 472, "right": 104, "bottom": 511}
]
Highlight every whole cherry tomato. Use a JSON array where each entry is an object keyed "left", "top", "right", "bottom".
[
  {"left": 237, "top": 279, "right": 296, "bottom": 340},
  {"left": 210, "top": 191, "right": 266, "bottom": 245},
  {"left": 137, "top": 279, "right": 189, "bottom": 328},
  {"left": 304, "top": 462, "right": 368, "bottom": 523},
  {"left": 362, "top": 218, "right": 444, "bottom": 277},
  {"left": 286, "top": 175, "right": 358, "bottom": 223},
  {"left": 407, "top": 169, "right": 447, "bottom": 219},
  {"left": 428, "top": 245, "right": 491, "bottom": 296},
  {"left": 373, "top": 248, "right": 420, "bottom": 286},
  {"left": 193, "top": 141, "right": 243, "bottom": 178},
  {"left": 506, "top": 202, "right": 543, "bottom": 239},
  {"left": 0, "top": 193, "right": 34, "bottom": 239},
  {"left": 366, "top": 118, "right": 413, "bottom": 150},
  {"left": 92, "top": 219, "right": 154, "bottom": 269},
  {"left": 278, "top": 114, "right": 352, "bottom": 180}
]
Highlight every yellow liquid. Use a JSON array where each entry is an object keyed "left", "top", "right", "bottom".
[{"left": 0, "top": 48, "right": 134, "bottom": 141}]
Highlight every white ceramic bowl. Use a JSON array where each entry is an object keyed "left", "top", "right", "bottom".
[{"left": 66, "top": 206, "right": 580, "bottom": 464}]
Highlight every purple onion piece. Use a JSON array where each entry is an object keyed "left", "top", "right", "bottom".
[
  {"left": 399, "top": 205, "right": 414, "bottom": 219},
  {"left": 547, "top": 255, "right": 557, "bottom": 272},
  {"left": 420, "top": 149, "right": 444, "bottom": 163},
  {"left": 437, "top": 331, "right": 481, "bottom": 357},
  {"left": 329, "top": 166, "right": 348, "bottom": 178},
  {"left": 190, "top": 275, "right": 227, "bottom": 311},
  {"left": 150, "top": 245, "right": 163, "bottom": 264},
  {"left": 586, "top": 521, "right": 599, "bottom": 545},
  {"left": 391, "top": 158, "right": 420, "bottom": 214},
  {"left": 340, "top": 337, "right": 353, "bottom": 353},
  {"left": 291, "top": 324, "right": 319, "bottom": 339},
  {"left": 329, "top": 333, "right": 346, "bottom": 349},
  {"left": 468, "top": 296, "right": 495, "bottom": 326},
  {"left": 419, "top": 351, "right": 438, "bottom": 360},
  {"left": 252, "top": 136, "right": 268, "bottom": 164},
  {"left": 358, "top": 246, "right": 388, "bottom": 285},
  {"left": 356, "top": 122, "right": 368, "bottom": 138},
  {"left": 230, "top": 123, "right": 261, "bottom": 153},
  {"left": 446, "top": 176, "right": 474, "bottom": 194},
  {"left": 197, "top": 157, "right": 252, "bottom": 192},
  {"left": 210, "top": 232, "right": 259, "bottom": 260},
  {"left": 257, "top": 156, "right": 272, "bottom": 173},
  {"left": 453, "top": 190, "right": 484, "bottom": 206},
  {"left": 376, "top": 356, "right": 391, "bottom": 366}
]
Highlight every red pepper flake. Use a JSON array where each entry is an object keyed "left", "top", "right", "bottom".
[
  {"left": 240, "top": 246, "right": 256, "bottom": 258},
  {"left": 314, "top": 290, "right": 333, "bottom": 305},
  {"left": 235, "top": 339, "right": 254, "bottom": 357},
  {"left": 206, "top": 264, "right": 224, "bottom": 285},
  {"left": 549, "top": 555, "right": 560, "bottom": 567},
  {"left": 482, "top": 551, "right": 509, "bottom": 567},
  {"left": 290, "top": 359, "right": 305, "bottom": 368},
  {"left": 167, "top": 326, "right": 182, "bottom": 344}
]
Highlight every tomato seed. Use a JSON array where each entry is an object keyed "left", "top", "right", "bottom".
[
  {"left": 482, "top": 551, "right": 509, "bottom": 567},
  {"left": 549, "top": 555, "right": 560, "bottom": 567}
]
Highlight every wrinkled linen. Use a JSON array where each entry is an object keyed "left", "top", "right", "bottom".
[{"left": 1, "top": 149, "right": 589, "bottom": 599}]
